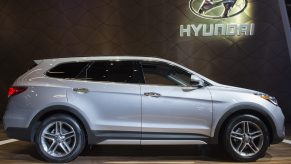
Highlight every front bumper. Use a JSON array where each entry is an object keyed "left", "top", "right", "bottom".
[
  {"left": 270, "top": 106, "right": 285, "bottom": 144},
  {"left": 272, "top": 122, "right": 285, "bottom": 144}
]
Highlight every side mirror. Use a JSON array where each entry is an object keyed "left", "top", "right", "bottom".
[{"left": 190, "top": 75, "right": 205, "bottom": 88}]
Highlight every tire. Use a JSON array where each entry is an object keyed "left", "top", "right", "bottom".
[
  {"left": 222, "top": 114, "right": 270, "bottom": 162},
  {"left": 35, "top": 114, "right": 86, "bottom": 163}
]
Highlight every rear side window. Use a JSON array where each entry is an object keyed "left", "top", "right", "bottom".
[
  {"left": 46, "top": 62, "right": 89, "bottom": 79},
  {"left": 81, "top": 61, "right": 139, "bottom": 83}
]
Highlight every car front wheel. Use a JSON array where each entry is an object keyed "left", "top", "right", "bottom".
[
  {"left": 35, "top": 114, "right": 86, "bottom": 163},
  {"left": 222, "top": 114, "right": 270, "bottom": 162}
]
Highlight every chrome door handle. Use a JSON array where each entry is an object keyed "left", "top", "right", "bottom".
[
  {"left": 144, "top": 92, "right": 161, "bottom": 98},
  {"left": 73, "top": 88, "right": 89, "bottom": 94},
  {"left": 182, "top": 87, "right": 196, "bottom": 92}
]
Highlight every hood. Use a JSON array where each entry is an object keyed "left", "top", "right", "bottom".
[{"left": 212, "top": 83, "right": 261, "bottom": 94}]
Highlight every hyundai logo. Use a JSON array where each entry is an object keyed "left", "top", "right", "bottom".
[{"left": 189, "top": 0, "right": 248, "bottom": 19}]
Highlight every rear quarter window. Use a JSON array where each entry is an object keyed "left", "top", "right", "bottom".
[{"left": 46, "top": 62, "right": 90, "bottom": 79}]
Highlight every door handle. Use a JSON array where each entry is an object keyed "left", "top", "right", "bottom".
[
  {"left": 182, "top": 87, "right": 196, "bottom": 92},
  {"left": 73, "top": 88, "right": 89, "bottom": 94},
  {"left": 144, "top": 92, "right": 161, "bottom": 98}
]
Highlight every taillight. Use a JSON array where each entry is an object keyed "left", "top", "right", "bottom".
[{"left": 8, "top": 86, "right": 27, "bottom": 97}]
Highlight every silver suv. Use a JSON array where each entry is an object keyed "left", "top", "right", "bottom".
[{"left": 3, "top": 56, "right": 285, "bottom": 162}]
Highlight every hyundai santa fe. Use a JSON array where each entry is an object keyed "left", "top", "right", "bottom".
[{"left": 3, "top": 56, "right": 285, "bottom": 162}]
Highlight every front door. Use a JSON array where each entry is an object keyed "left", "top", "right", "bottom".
[{"left": 140, "top": 61, "right": 212, "bottom": 140}]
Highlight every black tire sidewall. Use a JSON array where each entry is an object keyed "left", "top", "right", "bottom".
[
  {"left": 223, "top": 114, "right": 270, "bottom": 162},
  {"left": 35, "top": 114, "right": 86, "bottom": 163}
]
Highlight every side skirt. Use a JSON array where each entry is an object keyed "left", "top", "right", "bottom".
[
  {"left": 91, "top": 131, "right": 209, "bottom": 145},
  {"left": 98, "top": 139, "right": 206, "bottom": 145}
]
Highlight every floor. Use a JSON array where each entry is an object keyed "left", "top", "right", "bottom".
[{"left": 0, "top": 125, "right": 290, "bottom": 164}]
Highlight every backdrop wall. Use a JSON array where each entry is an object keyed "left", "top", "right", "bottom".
[{"left": 0, "top": 0, "right": 291, "bottom": 121}]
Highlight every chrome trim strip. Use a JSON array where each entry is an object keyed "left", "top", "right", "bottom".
[
  {"left": 141, "top": 140, "right": 207, "bottom": 145},
  {"left": 98, "top": 139, "right": 207, "bottom": 145},
  {"left": 98, "top": 140, "right": 140, "bottom": 145}
]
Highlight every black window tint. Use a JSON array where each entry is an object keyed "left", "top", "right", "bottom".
[
  {"left": 142, "top": 62, "right": 191, "bottom": 86},
  {"left": 46, "top": 62, "right": 89, "bottom": 79},
  {"left": 84, "top": 61, "right": 139, "bottom": 83}
]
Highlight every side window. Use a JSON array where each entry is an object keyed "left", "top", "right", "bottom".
[
  {"left": 141, "top": 62, "right": 191, "bottom": 86},
  {"left": 84, "top": 61, "right": 139, "bottom": 83},
  {"left": 46, "top": 62, "right": 89, "bottom": 79}
]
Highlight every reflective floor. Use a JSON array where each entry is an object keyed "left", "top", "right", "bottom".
[{"left": 0, "top": 124, "right": 290, "bottom": 164}]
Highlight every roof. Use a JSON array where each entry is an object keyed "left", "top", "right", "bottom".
[{"left": 36, "top": 56, "right": 175, "bottom": 64}]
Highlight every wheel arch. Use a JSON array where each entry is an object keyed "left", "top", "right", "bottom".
[
  {"left": 211, "top": 105, "right": 276, "bottom": 144},
  {"left": 29, "top": 105, "right": 95, "bottom": 144}
]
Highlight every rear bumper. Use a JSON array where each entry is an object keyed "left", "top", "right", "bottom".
[{"left": 5, "top": 127, "right": 32, "bottom": 141}]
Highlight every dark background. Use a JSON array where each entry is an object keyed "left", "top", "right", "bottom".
[
  {"left": 0, "top": 0, "right": 291, "bottom": 121},
  {"left": 286, "top": 0, "right": 291, "bottom": 27}
]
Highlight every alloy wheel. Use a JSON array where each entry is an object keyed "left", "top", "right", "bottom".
[
  {"left": 40, "top": 121, "right": 77, "bottom": 158},
  {"left": 230, "top": 121, "right": 264, "bottom": 157}
]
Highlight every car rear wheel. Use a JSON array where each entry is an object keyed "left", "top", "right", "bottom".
[
  {"left": 35, "top": 114, "right": 86, "bottom": 163},
  {"left": 222, "top": 114, "right": 270, "bottom": 162}
]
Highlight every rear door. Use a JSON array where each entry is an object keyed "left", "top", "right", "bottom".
[{"left": 64, "top": 60, "right": 142, "bottom": 143}]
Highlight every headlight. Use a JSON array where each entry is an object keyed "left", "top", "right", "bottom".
[{"left": 254, "top": 93, "right": 278, "bottom": 106}]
